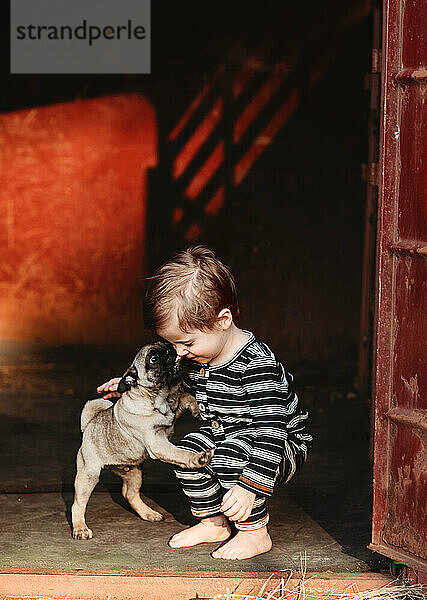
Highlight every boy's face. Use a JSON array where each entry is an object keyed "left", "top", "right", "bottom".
[{"left": 157, "top": 311, "right": 231, "bottom": 365}]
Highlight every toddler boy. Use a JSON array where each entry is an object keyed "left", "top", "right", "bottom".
[{"left": 141, "top": 245, "right": 312, "bottom": 560}]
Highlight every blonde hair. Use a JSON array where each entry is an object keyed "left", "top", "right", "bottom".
[{"left": 143, "top": 245, "right": 240, "bottom": 332}]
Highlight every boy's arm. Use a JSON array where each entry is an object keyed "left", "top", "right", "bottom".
[{"left": 237, "top": 356, "right": 312, "bottom": 497}]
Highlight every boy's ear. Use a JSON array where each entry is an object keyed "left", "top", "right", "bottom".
[{"left": 217, "top": 308, "right": 233, "bottom": 330}]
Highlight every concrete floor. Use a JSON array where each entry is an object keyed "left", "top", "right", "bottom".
[{"left": 0, "top": 340, "right": 388, "bottom": 573}]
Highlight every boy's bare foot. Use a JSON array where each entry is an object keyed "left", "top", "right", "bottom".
[
  {"left": 168, "top": 515, "right": 231, "bottom": 548},
  {"left": 212, "top": 527, "right": 272, "bottom": 560}
]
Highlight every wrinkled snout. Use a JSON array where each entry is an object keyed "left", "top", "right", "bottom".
[
  {"left": 117, "top": 365, "right": 138, "bottom": 393},
  {"left": 163, "top": 343, "right": 182, "bottom": 384}
]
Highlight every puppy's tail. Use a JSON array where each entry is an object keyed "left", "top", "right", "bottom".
[{"left": 81, "top": 398, "right": 113, "bottom": 432}]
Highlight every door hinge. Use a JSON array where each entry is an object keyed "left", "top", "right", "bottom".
[
  {"left": 362, "top": 162, "right": 380, "bottom": 186},
  {"left": 372, "top": 49, "right": 382, "bottom": 73}
]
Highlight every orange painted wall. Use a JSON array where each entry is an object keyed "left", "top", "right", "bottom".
[{"left": 0, "top": 94, "right": 157, "bottom": 344}]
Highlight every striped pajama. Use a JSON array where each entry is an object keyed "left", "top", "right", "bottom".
[
  {"left": 175, "top": 331, "right": 313, "bottom": 530},
  {"left": 175, "top": 429, "right": 272, "bottom": 530}
]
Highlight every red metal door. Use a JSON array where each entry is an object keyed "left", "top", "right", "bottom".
[{"left": 369, "top": 0, "right": 427, "bottom": 573}]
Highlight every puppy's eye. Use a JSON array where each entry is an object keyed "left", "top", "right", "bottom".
[{"left": 149, "top": 354, "right": 159, "bottom": 365}]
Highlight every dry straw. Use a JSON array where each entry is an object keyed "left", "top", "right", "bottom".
[{"left": 212, "top": 553, "right": 425, "bottom": 600}]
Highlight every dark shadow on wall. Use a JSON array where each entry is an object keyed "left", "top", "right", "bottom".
[
  {"left": 0, "top": 0, "right": 371, "bottom": 362},
  {"left": 145, "top": 1, "right": 372, "bottom": 363}
]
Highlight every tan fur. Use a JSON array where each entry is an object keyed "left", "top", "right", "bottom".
[{"left": 71, "top": 342, "right": 214, "bottom": 540}]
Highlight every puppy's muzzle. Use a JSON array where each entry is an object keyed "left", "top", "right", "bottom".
[{"left": 117, "top": 366, "right": 138, "bottom": 393}]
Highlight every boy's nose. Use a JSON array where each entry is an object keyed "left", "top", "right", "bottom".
[{"left": 175, "top": 345, "right": 189, "bottom": 357}]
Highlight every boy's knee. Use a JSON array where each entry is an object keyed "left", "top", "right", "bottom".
[
  {"left": 177, "top": 432, "right": 214, "bottom": 454},
  {"left": 213, "top": 438, "right": 250, "bottom": 462}
]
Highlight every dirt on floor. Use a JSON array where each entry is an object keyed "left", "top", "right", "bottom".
[{"left": 0, "top": 340, "right": 387, "bottom": 573}]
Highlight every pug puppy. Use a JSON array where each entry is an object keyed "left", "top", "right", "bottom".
[{"left": 71, "top": 341, "right": 213, "bottom": 540}]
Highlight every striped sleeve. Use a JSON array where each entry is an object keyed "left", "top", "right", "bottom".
[{"left": 238, "top": 356, "right": 312, "bottom": 497}]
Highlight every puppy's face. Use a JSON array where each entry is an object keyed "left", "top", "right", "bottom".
[{"left": 117, "top": 342, "right": 183, "bottom": 393}]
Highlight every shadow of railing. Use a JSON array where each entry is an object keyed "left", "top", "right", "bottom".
[{"left": 145, "top": 0, "right": 371, "bottom": 270}]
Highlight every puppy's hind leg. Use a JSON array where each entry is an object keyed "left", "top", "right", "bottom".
[
  {"left": 116, "top": 466, "right": 164, "bottom": 522},
  {"left": 71, "top": 449, "right": 101, "bottom": 539}
]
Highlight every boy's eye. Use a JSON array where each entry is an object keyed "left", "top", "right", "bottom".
[{"left": 185, "top": 342, "right": 194, "bottom": 347}]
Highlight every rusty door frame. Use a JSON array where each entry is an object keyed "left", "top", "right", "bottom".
[{"left": 368, "top": 0, "right": 427, "bottom": 574}]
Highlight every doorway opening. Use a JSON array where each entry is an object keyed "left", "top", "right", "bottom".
[{"left": 0, "top": 0, "right": 390, "bottom": 578}]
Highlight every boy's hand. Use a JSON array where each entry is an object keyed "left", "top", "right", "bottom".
[
  {"left": 220, "top": 485, "right": 256, "bottom": 523},
  {"left": 97, "top": 377, "right": 122, "bottom": 399}
]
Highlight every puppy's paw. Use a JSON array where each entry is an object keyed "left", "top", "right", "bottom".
[
  {"left": 188, "top": 403, "right": 202, "bottom": 420},
  {"left": 142, "top": 509, "right": 164, "bottom": 522},
  {"left": 72, "top": 525, "right": 93, "bottom": 540},
  {"left": 194, "top": 447, "right": 215, "bottom": 467}
]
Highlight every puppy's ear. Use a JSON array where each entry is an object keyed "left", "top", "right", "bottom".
[{"left": 117, "top": 366, "right": 138, "bottom": 393}]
